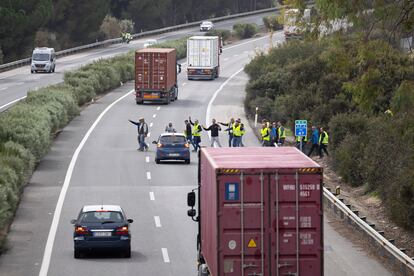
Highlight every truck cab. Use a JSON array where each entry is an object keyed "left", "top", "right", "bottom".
[{"left": 31, "top": 47, "right": 56, "bottom": 73}]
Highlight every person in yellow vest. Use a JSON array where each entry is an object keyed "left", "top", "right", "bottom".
[
  {"left": 232, "top": 119, "right": 243, "bottom": 147},
  {"left": 261, "top": 123, "right": 271, "bottom": 146},
  {"left": 240, "top": 121, "right": 246, "bottom": 147},
  {"left": 318, "top": 127, "right": 329, "bottom": 158},
  {"left": 277, "top": 121, "right": 286, "bottom": 146},
  {"left": 189, "top": 116, "right": 202, "bottom": 152},
  {"left": 295, "top": 134, "right": 308, "bottom": 152}
]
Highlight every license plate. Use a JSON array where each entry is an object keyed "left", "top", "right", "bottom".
[
  {"left": 169, "top": 153, "right": 180, "bottom": 157},
  {"left": 93, "top": 231, "right": 111, "bottom": 237},
  {"left": 144, "top": 94, "right": 159, "bottom": 99}
]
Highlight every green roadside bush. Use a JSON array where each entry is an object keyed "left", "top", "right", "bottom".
[
  {"left": 233, "top": 23, "right": 258, "bottom": 39},
  {"left": 205, "top": 29, "right": 232, "bottom": 42},
  {"left": 0, "top": 51, "right": 135, "bottom": 250},
  {"left": 262, "top": 15, "right": 283, "bottom": 31},
  {"left": 244, "top": 35, "right": 414, "bottom": 230},
  {"left": 150, "top": 37, "right": 187, "bottom": 60}
]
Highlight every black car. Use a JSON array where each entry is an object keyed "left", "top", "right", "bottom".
[{"left": 71, "top": 205, "right": 133, "bottom": 258}]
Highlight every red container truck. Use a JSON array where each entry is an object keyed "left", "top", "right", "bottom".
[
  {"left": 135, "top": 48, "right": 181, "bottom": 104},
  {"left": 187, "top": 147, "right": 323, "bottom": 276}
]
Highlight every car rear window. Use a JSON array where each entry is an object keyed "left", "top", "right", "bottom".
[
  {"left": 160, "top": 136, "right": 186, "bottom": 144},
  {"left": 79, "top": 211, "right": 124, "bottom": 223}
]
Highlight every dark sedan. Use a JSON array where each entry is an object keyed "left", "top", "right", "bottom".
[
  {"left": 71, "top": 205, "right": 133, "bottom": 258},
  {"left": 153, "top": 133, "right": 190, "bottom": 164}
]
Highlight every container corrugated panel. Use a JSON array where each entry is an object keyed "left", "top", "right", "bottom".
[
  {"left": 200, "top": 147, "right": 323, "bottom": 276},
  {"left": 135, "top": 48, "right": 176, "bottom": 92},
  {"left": 187, "top": 36, "right": 219, "bottom": 68}
]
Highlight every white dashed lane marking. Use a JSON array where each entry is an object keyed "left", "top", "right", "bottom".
[
  {"left": 150, "top": 122, "right": 153, "bottom": 127},
  {"left": 146, "top": 156, "right": 150, "bottom": 163},
  {"left": 153, "top": 114, "right": 157, "bottom": 118},
  {"left": 146, "top": 171, "right": 151, "bottom": 180},
  {"left": 149, "top": 192, "right": 155, "bottom": 201},
  {"left": 154, "top": 216, "right": 162, "bottom": 227},
  {"left": 0, "top": 87, "right": 7, "bottom": 91},
  {"left": 157, "top": 106, "right": 161, "bottom": 110},
  {"left": 162, "top": 248, "right": 170, "bottom": 263},
  {"left": 224, "top": 58, "right": 229, "bottom": 61}
]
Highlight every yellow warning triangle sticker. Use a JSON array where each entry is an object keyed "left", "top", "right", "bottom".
[{"left": 247, "top": 239, "right": 257, "bottom": 248}]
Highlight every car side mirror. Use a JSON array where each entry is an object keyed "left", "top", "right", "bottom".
[
  {"left": 152, "top": 141, "right": 158, "bottom": 144},
  {"left": 70, "top": 219, "right": 77, "bottom": 224},
  {"left": 187, "top": 209, "right": 196, "bottom": 217},
  {"left": 187, "top": 191, "right": 196, "bottom": 207},
  {"left": 127, "top": 219, "right": 133, "bottom": 223}
]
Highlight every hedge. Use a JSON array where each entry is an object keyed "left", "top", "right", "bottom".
[
  {"left": 0, "top": 50, "right": 135, "bottom": 251},
  {"left": 244, "top": 36, "right": 414, "bottom": 230},
  {"left": 150, "top": 37, "right": 188, "bottom": 60}
]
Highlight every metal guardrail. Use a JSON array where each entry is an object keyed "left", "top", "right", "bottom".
[
  {"left": 323, "top": 187, "right": 414, "bottom": 275},
  {"left": 0, "top": 6, "right": 280, "bottom": 72}
]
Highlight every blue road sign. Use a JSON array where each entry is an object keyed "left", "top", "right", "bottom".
[{"left": 295, "top": 120, "right": 307, "bottom": 137}]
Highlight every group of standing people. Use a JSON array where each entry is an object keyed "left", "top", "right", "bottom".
[
  {"left": 184, "top": 117, "right": 247, "bottom": 152},
  {"left": 260, "top": 120, "right": 329, "bottom": 158},
  {"left": 260, "top": 121, "right": 286, "bottom": 147}
]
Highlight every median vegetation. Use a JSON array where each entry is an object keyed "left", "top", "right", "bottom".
[
  {"left": 245, "top": 35, "right": 414, "bottom": 230},
  {"left": 150, "top": 37, "right": 188, "bottom": 60},
  {"left": 0, "top": 51, "right": 135, "bottom": 251}
]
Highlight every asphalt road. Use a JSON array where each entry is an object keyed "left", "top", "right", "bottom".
[
  {"left": 0, "top": 30, "right": 393, "bottom": 276},
  {"left": 0, "top": 11, "right": 274, "bottom": 112}
]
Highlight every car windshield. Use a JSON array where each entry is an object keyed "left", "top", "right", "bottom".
[
  {"left": 202, "top": 22, "right": 212, "bottom": 26},
  {"left": 146, "top": 40, "right": 157, "bottom": 44},
  {"left": 79, "top": 211, "right": 124, "bottom": 223},
  {"left": 160, "top": 136, "right": 186, "bottom": 144},
  {"left": 32, "top": 53, "right": 50, "bottom": 61}
]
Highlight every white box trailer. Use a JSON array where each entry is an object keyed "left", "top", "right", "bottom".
[{"left": 187, "top": 36, "right": 221, "bottom": 80}]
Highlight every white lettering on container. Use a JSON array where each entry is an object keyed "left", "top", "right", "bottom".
[
  {"left": 283, "top": 184, "right": 295, "bottom": 190},
  {"left": 300, "top": 216, "right": 312, "bottom": 228},
  {"left": 300, "top": 233, "right": 314, "bottom": 245}
]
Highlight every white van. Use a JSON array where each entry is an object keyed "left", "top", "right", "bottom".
[{"left": 31, "top": 47, "right": 56, "bottom": 73}]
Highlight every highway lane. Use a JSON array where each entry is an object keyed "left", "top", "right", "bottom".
[
  {"left": 0, "top": 11, "right": 275, "bottom": 111},
  {"left": 0, "top": 32, "right": 392, "bottom": 276}
]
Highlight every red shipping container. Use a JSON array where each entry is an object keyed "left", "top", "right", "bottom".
[
  {"left": 135, "top": 48, "right": 177, "bottom": 92},
  {"left": 197, "top": 147, "right": 323, "bottom": 276}
]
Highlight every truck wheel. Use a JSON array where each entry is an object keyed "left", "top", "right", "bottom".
[
  {"left": 124, "top": 247, "right": 131, "bottom": 258},
  {"left": 155, "top": 159, "right": 160, "bottom": 164},
  {"left": 136, "top": 101, "right": 143, "bottom": 105},
  {"left": 74, "top": 249, "right": 82, "bottom": 259},
  {"left": 174, "top": 87, "right": 178, "bottom": 100},
  {"left": 198, "top": 264, "right": 209, "bottom": 276},
  {"left": 165, "top": 96, "right": 170, "bottom": 105},
  {"left": 215, "top": 69, "right": 219, "bottom": 78},
  {"left": 185, "top": 159, "right": 190, "bottom": 164}
]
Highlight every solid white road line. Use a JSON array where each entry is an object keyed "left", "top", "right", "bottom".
[
  {"left": 224, "top": 58, "right": 229, "bottom": 61},
  {"left": 14, "top": 82, "right": 23, "bottom": 86},
  {"left": 182, "top": 83, "right": 187, "bottom": 86},
  {"left": 154, "top": 216, "right": 162, "bottom": 227},
  {"left": 149, "top": 192, "right": 155, "bottom": 201},
  {"left": 0, "top": 87, "right": 7, "bottom": 91},
  {"left": 0, "top": 96, "right": 27, "bottom": 110},
  {"left": 161, "top": 248, "right": 170, "bottom": 263},
  {"left": 206, "top": 68, "right": 244, "bottom": 127},
  {"left": 146, "top": 171, "right": 151, "bottom": 180},
  {"left": 146, "top": 156, "right": 150, "bottom": 163},
  {"left": 223, "top": 34, "right": 270, "bottom": 51},
  {"left": 38, "top": 89, "right": 134, "bottom": 276}
]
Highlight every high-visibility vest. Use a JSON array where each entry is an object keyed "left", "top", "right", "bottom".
[
  {"left": 296, "top": 136, "right": 307, "bottom": 142},
  {"left": 319, "top": 131, "right": 329, "bottom": 144},
  {"left": 278, "top": 126, "right": 286, "bottom": 139},
  {"left": 233, "top": 124, "right": 242, "bottom": 137},
  {"left": 193, "top": 124, "right": 201, "bottom": 137},
  {"left": 261, "top": 128, "right": 270, "bottom": 141}
]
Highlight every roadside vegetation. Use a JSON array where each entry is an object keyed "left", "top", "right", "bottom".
[
  {"left": 0, "top": 52, "right": 135, "bottom": 251},
  {"left": 245, "top": 1, "right": 414, "bottom": 230},
  {"left": 0, "top": 0, "right": 274, "bottom": 63},
  {"left": 150, "top": 38, "right": 188, "bottom": 60}
]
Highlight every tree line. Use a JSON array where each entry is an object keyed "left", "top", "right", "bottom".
[
  {"left": 245, "top": 0, "right": 414, "bottom": 230},
  {"left": 0, "top": 0, "right": 273, "bottom": 64}
]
